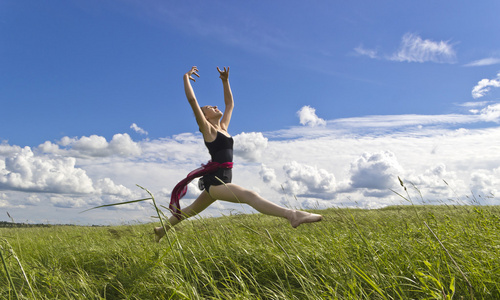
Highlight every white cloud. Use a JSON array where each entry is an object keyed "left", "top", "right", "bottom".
[
  {"left": 297, "top": 106, "right": 326, "bottom": 127},
  {"left": 0, "top": 142, "right": 22, "bottom": 156},
  {"left": 470, "top": 168, "right": 499, "bottom": 198},
  {"left": 259, "top": 164, "right": 279, "bottom": 188},
  {"left": 233, "top": 132, "right": 268, "bottom": 162},
  {"left": 331, "top": 114, "right": 478, "bottom": 129},
  {"left": 457, "top": 101, "right": 492, "bottom": 108},
  {"left": 38, "top": 141, "right": 60, "bottom": 154},
  {"left": 348, "top": 151, "right": 404, "bottom": 193},
  {"left": 282, "top": 161, "right": 336, "bottom": 198},
  {"left": 464, "top": 58, "right": 500, "bottom": 67},
  {"left": 39, "top": 133, "right": 141, "bottom": 158},
  {"left": 478, "top": 103, "right": 500, "bottom": 123},
  {"left": 50, "top": 195, "right": 88, "bottom": 208},
  {"left": 268, "top": 113, "right": 483, "bottom": 141},
  {"left": 0, "top": 192, "right": 46, "bottom": 209},
  {"left": 94, "top": 178, "right": 133, "bottom": 197},
  {"left": 390, "top": 33, "right": 456, "bottom": 63},
  {"left": 472, "top": 73, "right": 500, "bottom": 99},
  {"left": 59, "top": 136, "right": 74, "bottom": 147},
  {"left": 0, "top": 146, "right": 95, "bottom": 194},
  {"left": 25, "top": 194, "right": 42, "bottom": 205},
  {"left": 71, "top": 135, "right": 109, "bottom": 155},
  {"left": 402, "top": 164, "right": 461, "bottom": 201},
  {"left": 130, "top": 123, "right": 148, "bottom": 135},
  {"left": 108, "top": 134, "right": 142, "bottom": 156},
  {"left": 356, "top": 33, "right": 456, "bottom": 64},
  {"left": 0, "top": 145, "right": 135, "bottom": 205}
]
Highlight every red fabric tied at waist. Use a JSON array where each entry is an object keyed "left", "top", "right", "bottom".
[{"left": 169, "top": 161, "right": 233, "bottom": 219}]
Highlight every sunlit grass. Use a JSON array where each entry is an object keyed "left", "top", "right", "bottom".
[{"left": 1, "top": 202, "right": 499, "bottom": 299}]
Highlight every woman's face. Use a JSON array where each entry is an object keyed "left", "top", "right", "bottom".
[{"left": 202, "top": 105, "right": 222, "bottom": 119}]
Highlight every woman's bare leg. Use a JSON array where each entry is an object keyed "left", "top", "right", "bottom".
[
  {"left": 155, "top": 191, "right": 215, "bottom": 242},
  {"left": 208, "top": 183, "right": 322, "bottom": 228}
]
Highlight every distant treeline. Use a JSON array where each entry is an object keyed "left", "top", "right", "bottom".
[
  {"left": 0, "top": 221, "right": 65, "bottom": 228},
  {"left": 0, "top": 221, "right": 53, "bottom": 228},
  {"left": 0, "top": 221, "right": 107, "bottom": 228}
]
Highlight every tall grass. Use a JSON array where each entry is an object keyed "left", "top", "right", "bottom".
[{"left": 1, "top": 202, "right": 499, "bottom": 299}]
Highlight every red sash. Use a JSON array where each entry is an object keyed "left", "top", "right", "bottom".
[{"left": 169, "top": 161, "right": 233, "bottom": 219}]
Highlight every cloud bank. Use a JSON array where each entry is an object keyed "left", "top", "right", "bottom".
[
  {"left": 0, "top": 147, "right": 94, "bottom": 194},
  {"left": 39, "top": 133, "right": 141, "bottom": 158},
  {"left": 1, "top": 101, "right": 500, "bottom": 224}
]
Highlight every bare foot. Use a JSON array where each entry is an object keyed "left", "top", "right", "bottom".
[
  {"left": 288, "top": 210, "right": 323, "bottom": 228},
  {"left": 154, "top": 226, "right": 165, "bottom": 243}
]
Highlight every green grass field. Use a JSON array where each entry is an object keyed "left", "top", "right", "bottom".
[{"left": 1, "top": 204, "right": 499, "bottom": 299}]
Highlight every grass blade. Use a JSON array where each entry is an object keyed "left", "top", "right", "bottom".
[
  {"left": 1, "top": 240, "right": 20, "bottom": 300},
  {"left": 80, "top": 197, "right": 152, "bottom": 213},
  {"left": 423, "top": 221, "right": 474, "bottom": 299}
]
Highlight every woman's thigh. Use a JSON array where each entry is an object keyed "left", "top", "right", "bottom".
[
  {"left": 208, "top": 183, "right": 252, "bottom": 203},
  {"left": 185, "top": 190, "right": 216, "bottom": 213}
]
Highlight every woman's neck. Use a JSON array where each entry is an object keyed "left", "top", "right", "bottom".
[{"left": 208, "top": 119, "right": 221, "bottom": 130}]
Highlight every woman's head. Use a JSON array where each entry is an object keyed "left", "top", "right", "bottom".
[{"left": 201, "top": 105, "right": 223, "bottom": 120}]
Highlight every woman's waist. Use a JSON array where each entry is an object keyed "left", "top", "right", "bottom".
[
  {"left": 204, "top": 167, "right": 232, "bottom": 177},
  {"left": 210, "top": 149, "right": 233, "bottom": 163}
]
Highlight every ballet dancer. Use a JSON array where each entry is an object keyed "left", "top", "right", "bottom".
[{"left": 155, "top": 66, "right": 322, "bottom": 242}]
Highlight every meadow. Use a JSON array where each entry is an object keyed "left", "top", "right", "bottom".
[{"left": 1, "top": 201, "right": 499, "bottom": 299}]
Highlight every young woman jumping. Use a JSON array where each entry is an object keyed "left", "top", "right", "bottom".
[{"left": 154, "top": 66, "right": 322, "bottom": 242}]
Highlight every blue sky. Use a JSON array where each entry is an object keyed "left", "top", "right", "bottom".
[{"left": 1, "top": 0, "right": 500, "bottom": 224}]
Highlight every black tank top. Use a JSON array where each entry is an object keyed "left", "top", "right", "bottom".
[{"left": 204, "top": 131, "right": 234, "bottom": 163}]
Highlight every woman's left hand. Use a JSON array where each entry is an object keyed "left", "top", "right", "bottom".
[{"left": 217, "top": 66, "right": 230, "bottom": 81}]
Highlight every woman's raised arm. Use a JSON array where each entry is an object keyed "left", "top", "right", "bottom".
[
  {"left": 184, "top": 66, "right": 208, "bottom": 131},
  {"left": 217, "top": 66, "right": 234, "bottom": 131}
]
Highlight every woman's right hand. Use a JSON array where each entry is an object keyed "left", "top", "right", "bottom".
[{"left": 185, "top": 66, "right": 200, "bottom": 82}]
